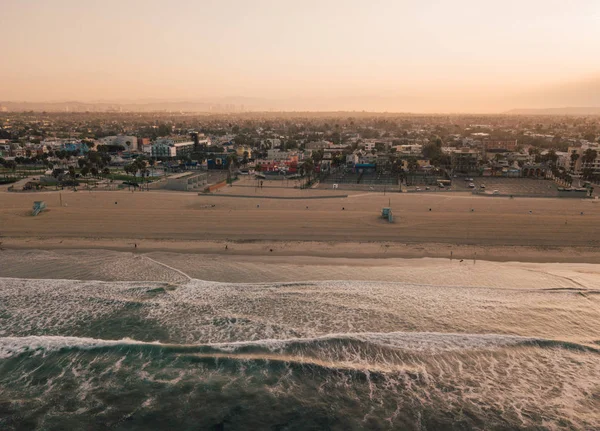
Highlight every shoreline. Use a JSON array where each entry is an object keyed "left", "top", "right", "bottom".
[{"left": 2, "top": 237, "right": 600, "bottom": 264}]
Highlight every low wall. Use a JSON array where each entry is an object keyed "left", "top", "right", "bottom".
[
  {"left": 204, "top": 180, "right": 228, "bottom": 193},
  {"left": 198, "top": 193, "right": 348, "bottom": 200},
  {"left": 164, "top": 173, "right": 208, "bottom": 191}
]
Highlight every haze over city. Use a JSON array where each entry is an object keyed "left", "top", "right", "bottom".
[
  {"left": 2, "top": 2, "right": 600, "bottom": 430},
  {"left": 2, "top": 0, "right": 600, "bottom": 112}
]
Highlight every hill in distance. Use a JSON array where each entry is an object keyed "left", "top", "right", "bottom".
[{"left": 505, "top": 107, "right": 600, "bottom": 116}]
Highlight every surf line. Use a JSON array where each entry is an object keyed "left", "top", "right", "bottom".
[{"left": 143, "top": 256, "right": 192, "bottom": 281}]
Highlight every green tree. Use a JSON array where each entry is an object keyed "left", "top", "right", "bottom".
[
  {"left": 422, "top": 142, "right": 444, "bottom": 165},
  {"left": 157, "top": 124, "right": 171, "bottom": 136},
  {"left": 407, "top": 158, "right": 419, "bottom": 172}
]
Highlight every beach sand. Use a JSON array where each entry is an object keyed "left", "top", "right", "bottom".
[{"left": 1, "top": 187, "right": 599, "bottom": 263}]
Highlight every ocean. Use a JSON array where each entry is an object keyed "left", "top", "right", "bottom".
[{"left": 1, "top": 272, "right": 599, "bottom": 429}]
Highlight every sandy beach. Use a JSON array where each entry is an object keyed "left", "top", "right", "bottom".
[{"left": 1, "top": 186, "right": 600, "bottom": 263}]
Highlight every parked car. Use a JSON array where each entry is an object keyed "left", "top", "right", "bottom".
[
  {"left": 480, "top": 184, "right": 486, "bottom": 189},
  {"left": 468, "top": 183, "right": 475, "bottom": 188}
]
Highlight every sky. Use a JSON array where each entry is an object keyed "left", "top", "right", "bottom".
[{"left": 1, "top": 0, "right": 600, "bottom": 112}]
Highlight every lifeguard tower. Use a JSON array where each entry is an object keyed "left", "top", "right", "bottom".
[
  {"left": 32, "top": 201, "right": 46, "bottom": 216},
  {"left": 381, "top": 207, "right": 393, "bottom": 222}
]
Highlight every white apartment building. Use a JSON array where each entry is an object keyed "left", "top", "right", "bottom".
[
  {"left": 267, "top": 149, "right": 296, "bottom": 161},
  {"left": 567, "top": 144, "right": 600, "bottom": 174},
  {"left": 261, "top": 138, "right": 282, "bottom": 149}
]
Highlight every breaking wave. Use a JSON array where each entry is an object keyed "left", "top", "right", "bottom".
[
  {"left": 2, "top": 332, "right": 598, "bottom": 361},
  {"left": 1, "top": 275, "right": 600, "bottom": 429}
]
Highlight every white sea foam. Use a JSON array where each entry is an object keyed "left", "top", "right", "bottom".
[
  {"left": 1, "top": 276, "right": 599, "bottom": 345},
  {"left": 0, "top": 331, "right": 559, "bottom": 360},
  {"left": 1, "top": 270, "right": 599, "bottom": 430},
  {"left": 0, "top": 335, "right": 149, "bottom": 359}
]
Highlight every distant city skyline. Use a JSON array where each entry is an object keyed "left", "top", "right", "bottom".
[{"left": 2, "top": 0, "right": 599, "bottom": 112}]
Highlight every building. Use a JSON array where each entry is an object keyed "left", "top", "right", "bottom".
[
  {"left": 99, "top": 135, "right": 138, "bottom": 151},
  {"left": 305, "top": 140, "right": 332, "bottom": 150},
  {"left": 63, "top": 141, "right": 90, "bottom": 154},
  {"left": 393, "top": 144, "right": 423, "bottom": 156},
  {"left": 450, "top": 148, "right": 480, "bottom": 174},
  {"left": 482, "top": 140, "right": 518, "bottom": 159},
  {"left": 138, "top": 137, "right": 150, "bottom": 147},
  {"left": 255, "top": 158, "right": 298, "bottom": 173},
  {"left": 260, "top": 138, "right": 281, "bottom": 149},
  {"left": 363, "top": 140, "right": 393, "bottom": 152},
  {"left": 164, "top": 172, "right": 208, "bottom": 191},
  {"left": 364, "top": 142, "right": 376, "bottom": 151},
  {"left": 169, "top": 141, "right": 195, "bottom": 157},
  {"left": 150, "top": 138, "right": 195, "bottom": 158},
  {"left": 150, "top": 141, "right": 171, "bottom": 158},
  {"left": 567, "top": 145, "right": 600, "bottom": 175},
  {"left": 190, "top": 132, "right": 210, "bottom": 148},
  {"left": 483, "top": 140, "right": 518, "bottom": 152},
  {"left": 521, "top": 163, "right": 548, "bottom": 178},
  {"left": 267, "top": 149, "right": 295, "bottom": 161},
  {"left": 236, "top": 146, "right": 253, "bottom": 158}
]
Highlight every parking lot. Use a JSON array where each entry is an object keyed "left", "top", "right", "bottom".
[{"left": 453, "top": 177, "right": 560, "bottom": 197}]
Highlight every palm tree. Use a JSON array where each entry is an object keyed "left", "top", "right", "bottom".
[
  {"left": 302, "top": 158, "right": 315, "bottom": 186},
  {"left": 582, "top": 149, "right": 598, "bottom": 166},
  {"left": 226, "top": 153, "right": 239, "bottom": 184},
  {"left": 148, "top": 158, "right": 156, "bottom": 179},
  {"left": 570, "top": 151, "right": 580, "bottom": 173},
  {"left": 407, "top": 158, "right": 419, "bottom": 173}
]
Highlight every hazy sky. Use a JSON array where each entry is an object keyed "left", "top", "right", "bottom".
[{"left": 2, "top": 0, "right": 600, "bottom": 112}]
